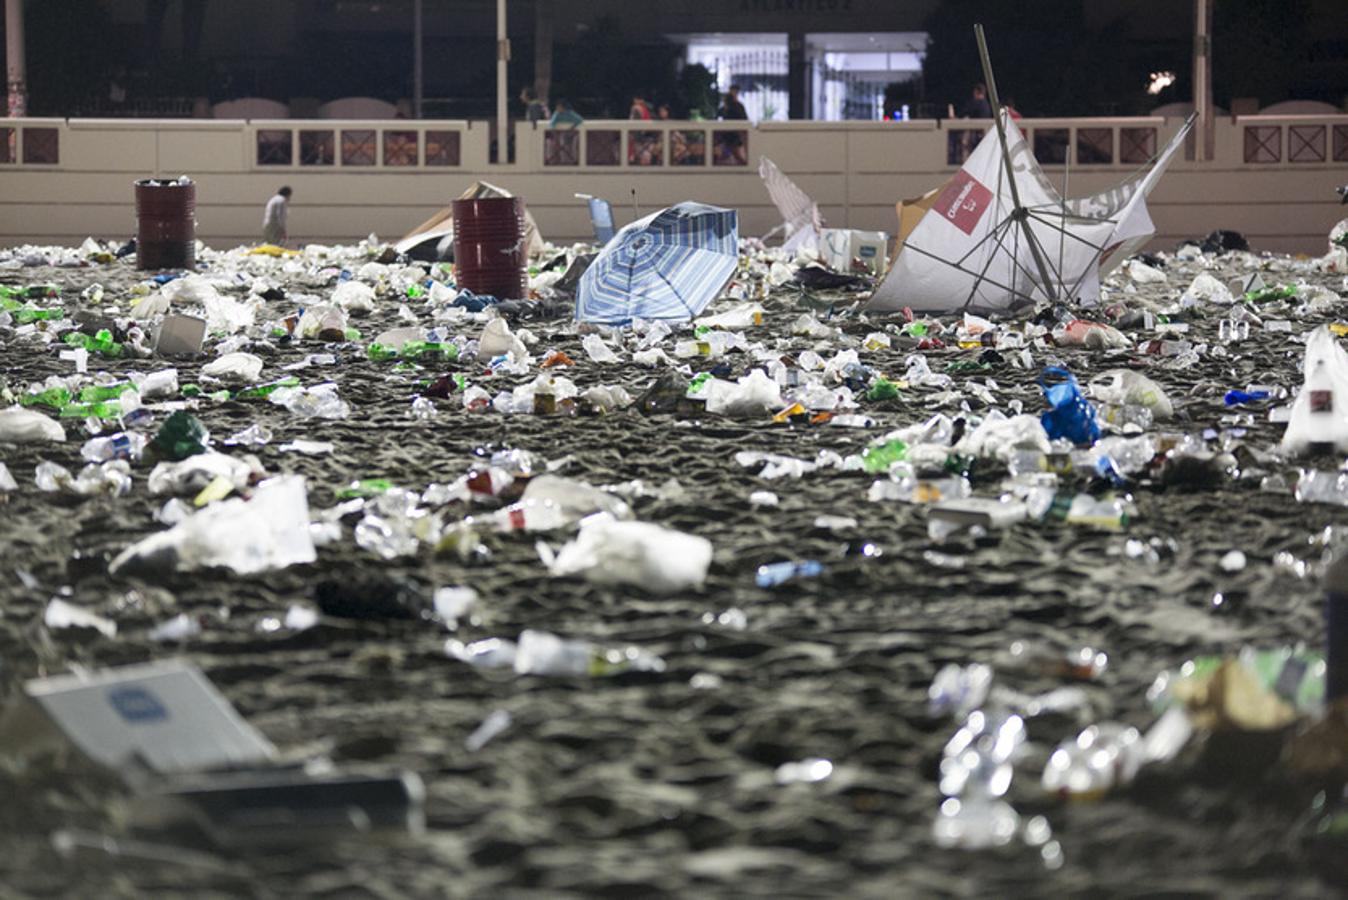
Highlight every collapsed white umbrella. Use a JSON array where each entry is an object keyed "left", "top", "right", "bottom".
[
  {"left": 866, "top": 25, "right": 1193, "bottom": 316},
  {"left": 758, "top": 156, "right": 822, "bottom": 253}
]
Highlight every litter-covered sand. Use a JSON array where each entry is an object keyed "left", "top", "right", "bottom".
[{"left": 0, "top": 229, "right": 1346, "bottom": 896}]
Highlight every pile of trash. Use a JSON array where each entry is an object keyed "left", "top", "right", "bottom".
[{"left": 1, "top": 207, "right": 1347, "bottom": 892}]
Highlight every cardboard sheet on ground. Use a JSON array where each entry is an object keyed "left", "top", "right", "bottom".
[
  {"left": 866, "top": 113, "right": 1194, "bottom": 316},
  {"left": 0, "top": 659, "right": 275, "bottom": 776},
  {"left": 396, "top": 181, "right": 546, "bottom": 261}
]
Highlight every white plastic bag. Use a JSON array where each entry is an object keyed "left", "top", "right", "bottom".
[
  {"left": 110, "top": 475, "right": 316, "bottom": 576},
  {"left": 542, "top": 516, "right": 712, "bottom": 593},
  {"left": 1282, "top": 325, "right": 1348, "bottom": 454},
  {"left": 0, "top": 407, "right": 66, "bottom": 443},
  {"left": 202, "top": 352, "right": 264, "bottom": 383}
]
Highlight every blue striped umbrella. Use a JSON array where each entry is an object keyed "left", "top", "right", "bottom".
[{"left": 576, "top": 201, "right": 739, "bottom": 326}]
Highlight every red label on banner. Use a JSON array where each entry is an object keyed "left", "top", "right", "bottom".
[{"left": 934, "top": 171, "right": 993, "bottom": 236}]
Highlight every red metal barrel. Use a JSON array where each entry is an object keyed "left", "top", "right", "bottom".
[
  {"left": 452, "top": 197, "right": 528, "bottom": 300},
  {"left": 135, "top": 178, "right": 196, "bottom": 270}
]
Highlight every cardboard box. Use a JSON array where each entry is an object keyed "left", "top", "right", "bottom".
[
  {"left": 822, "top": 228, "right": 889, "bottom": 277},
  {"left": 153, "top": 314, "right": 207, "bottom": 357}
]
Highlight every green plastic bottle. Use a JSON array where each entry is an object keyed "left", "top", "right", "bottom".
[
  {"left": 20, "top": 386, "right": 73, "bottom": 409},
  {"left": 861, "top": 439, "right": 907, "bottom": 473},
  {"left": 13, "top": 307, "right": 62, "bottom": 324},
  {"left": 63, "top": 330, "right": 123, "bottom": 358},
  {"left": 367, "top": 343, "right": 398, "bottom": 362},
  {"left": 0, "top": 284, "right": 58, "bottom": 301},
  {"left": 78, "top": 382, "right": 137, "bottom": 403},
  {"left": 234, "top": 376, "right": 301, "bottom": 399},
  {"left": 59, "top": 400, "right": 123, "bottom": 420},
  {"left": 336, "top": 478, "right": 395, "bottom": 499}
]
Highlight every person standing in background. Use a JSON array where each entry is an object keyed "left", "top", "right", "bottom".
[
  {"left": 521, "top": 86, "right": 549, "bottom": 123},
  {"left": 718, "top": 85, "right": 748, "bottom": 120},
  {"left": 550, "top": 99, "right": 584, "bottom": 128},
  {"left": 629, "top": 95, "right": 653, "bottom": 120},
  {"left": 262, "top": 186, "right": 291, "bottom": 246},
  {"left": 962, "top": 83, "right": 992, "bottom": 119}
]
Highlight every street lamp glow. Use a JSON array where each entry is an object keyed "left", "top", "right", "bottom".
[{"left": 1146, "top": 71, "right": 1177, "bottom": 95}]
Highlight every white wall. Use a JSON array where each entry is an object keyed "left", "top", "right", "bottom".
[{"left": 0, "top": 115, "right": 1344, "bottom": 255}]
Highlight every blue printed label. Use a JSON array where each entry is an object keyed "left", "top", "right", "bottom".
[{"left": 107, "top": 686, "right": 169, "bottom": 724}]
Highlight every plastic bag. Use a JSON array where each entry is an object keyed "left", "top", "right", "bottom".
[
  {"left": 110, "top": 475, "right": 316, "bottom": 576},
  {"left": 541, "top": 515, "right": 712, "bottom": 593},
  {"left": 332, "top": 280, "right": 376, "bottom": 315},
  {"left": 1039, "top": 368, "right": 1100, "bottom": 446},
  {"left": 704, "top": 369, "right": 783, "bottom": 417},
  {"left": 1088, "top": 370, "right": 1174, "bottom": 421},
  {"left": 202, "top": 352, "right": 264, "bottom": 383},
  {"left": 1282, "top": 325, "right": 1348, "bottom": 454},
  {"left": 0, "top": 407, "right": 66, "bottom": 443}
]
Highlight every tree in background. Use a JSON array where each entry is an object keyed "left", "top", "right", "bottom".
[
  {"left": 927, "top": 0, "right": 1148, "bottom": 117},
  {"left": 19, "top": 0, "right": 118, "bottom": 115},
  {"left": 677, "top": 64, "right": 718, "bottom": 120},
  {"left": 1213, "top": 0, "right": 1314, "bottom": 106},
  {"left": 551, "top": 16, "right": 681, "bottom": 118}
]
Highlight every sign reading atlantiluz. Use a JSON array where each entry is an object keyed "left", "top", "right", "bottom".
[{"left": 739, "top": 0, "right": 855, "bottom": 11}]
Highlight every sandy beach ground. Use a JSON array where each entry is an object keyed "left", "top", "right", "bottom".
[{"left": 0, "top": 238, "right": 1345, "bottom": 897}]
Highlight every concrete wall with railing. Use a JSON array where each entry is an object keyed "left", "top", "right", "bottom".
[{"left": 0, "top": 114, "right": 1344, "bottom": 255}]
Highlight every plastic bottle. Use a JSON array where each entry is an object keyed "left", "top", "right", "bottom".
[
  {"left": 58, "top": 401, "right": 123, "bottom": 420},
  {"left": 1223, "top": 388, "right": 1270, "bottom": 406},
  {"left": 869, "top": 476, "right": 972, "bottom": 504},
  {"left": 0, "top": 284, "right": 58, "bottom": 301},
  {"left": 1097, "top": 404, "right": 1154, "bottom": 431},
  {"left": 81, "top": 432, "right": 147, "bottom": 463},
  {"left": 860, "top": 439, "right": 908, "bottom": 473},
  {"left": 20, "top": 386, "right": 73, "bottom": 410},
  {"left": 488, "top": 498, "right": 570, "bottom": 532},
  {"left": 1065, "top": 494, "right": 1128, "bottom": 530},
  {"left": 79, "top": 382, "right": 137, "bottom": 403},
  {"left": 234, "top": 376, "right": 302, "bottom": 400},
  {"left": 1295, "top": 470, "right": 1348, "bottom": 506},
  {"left": 756, "top": 560, "right": 825, "bottom": 588},
  {"left": 1007, "top": 449, "right": 1076, "bottom": 478},
  {"left": 63, "top": 329, "right": 123, "bottom": 357}
]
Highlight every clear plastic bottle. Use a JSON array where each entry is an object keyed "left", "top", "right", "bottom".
[
  {"left": 1295, "top": 470, "right": 1348, "bottom": 506},
  {"left": 1098, "top": 403, "right": 1154, "bottom": 431},
  {"left": 1065, "top": 494, "right": 1128, "bottom": 530},
  {"left": 80, "top": 432, "right": 147, "bottom": 463},
  {"left": 488, "top": 498, "right": 570, "bottom": 532}
]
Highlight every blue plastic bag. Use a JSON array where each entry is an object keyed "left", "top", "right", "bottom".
[{"left": 1039, "top": 367, "right": 1100, "bottom": 446}]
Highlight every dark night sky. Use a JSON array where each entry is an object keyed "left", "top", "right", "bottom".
[{"left": 3, "top": 0, "right": 1347, "bottom": 117}]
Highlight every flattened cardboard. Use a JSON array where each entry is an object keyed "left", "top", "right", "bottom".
[{"left": 0, "top": 658, "right": 275, "bottom": 777}]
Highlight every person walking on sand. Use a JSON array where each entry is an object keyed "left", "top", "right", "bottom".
[{"left": 262, "top": 186, "right": 291, "bottom": 246}]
